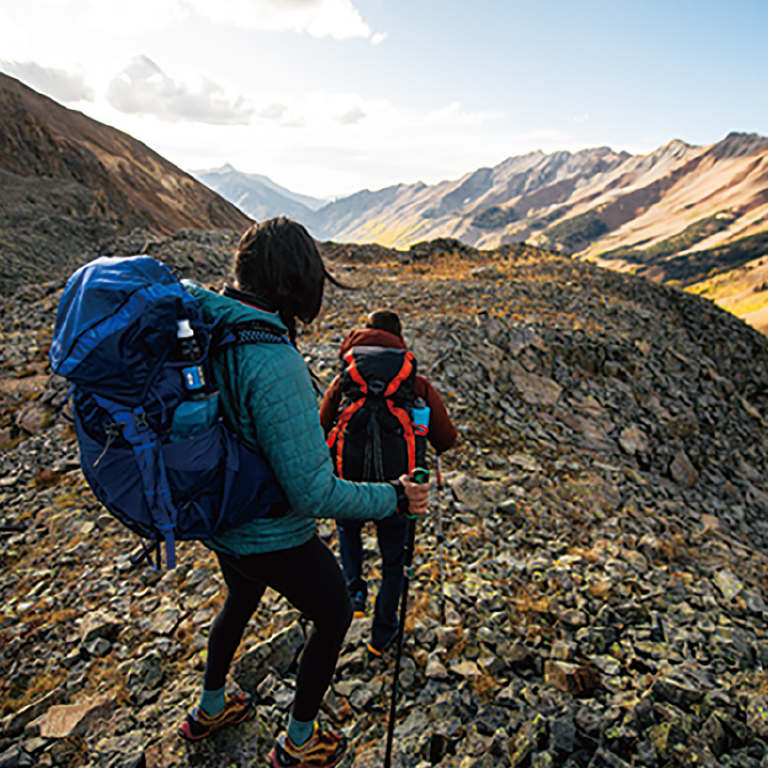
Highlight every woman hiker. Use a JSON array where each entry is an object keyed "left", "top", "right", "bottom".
[{"left": 177, "top": 218, "right": 428, "bottom": 768}]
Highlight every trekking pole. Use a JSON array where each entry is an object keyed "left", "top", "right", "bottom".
[
  {"left": 435, "top": 453, "right": 447, "bottom": 623},
  {"left": 384, "top": 466, "right": 429, "bottom": 768}
]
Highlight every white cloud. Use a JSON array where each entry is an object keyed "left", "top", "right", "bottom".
[
  {"left": 336, "top": 105, "right": 366, "bottom": 125},
  {"left": 0, "top": 7, "right": 29, "bottom": 60},
  {"left": 258, "top": 103, "right": 289, "bottom": 120},
  {"left": 131, "top": 92, "right": 516, "bottom": 197},
  {"left": 0, "top": 61, "right": 94, "bottom": 102},
  {"left": 573, "top": 112, "right": 590, "bottom": 124},
  {"left": 80, "top": 0, "right": 186, "bottom": 35},
  {"left": 419, "top": 101, "right": 504, "bottom": 128},
  {"left": 17, "top": 0, "right": 381, "bottom": 40},
  {"left": 190, "top": 0, "right": 375, "bottom": 40},
  {"left": 106, "top": 56, "right": 253, "bottom": 125}
]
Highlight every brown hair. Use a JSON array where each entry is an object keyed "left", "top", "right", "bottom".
[
  {"left": 366, "top": 309, "right": 402, "bottom": 337},
  {"left": 234, "top": 217, "right": 340, "bottom": 344}
]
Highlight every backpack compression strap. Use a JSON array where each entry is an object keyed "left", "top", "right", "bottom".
[
  {"left": 327, "top": 399, "right": 366, "bottom": 478},
  {"left": 93, "top": 395, "right": 179, "bottom": 569},
  {"left": 387, "top": 400, "right": 417, "bottom": 476}
]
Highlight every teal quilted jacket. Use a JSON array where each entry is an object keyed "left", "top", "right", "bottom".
[{"left": 183, "top": 282, "right": 397, "bottom": 554}]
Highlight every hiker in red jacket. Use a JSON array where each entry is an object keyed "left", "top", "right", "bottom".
[{"left": 319, "top": 309, "right": 457, "bottom": 656}]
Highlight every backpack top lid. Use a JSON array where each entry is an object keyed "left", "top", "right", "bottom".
[
  {"left": 50, "top": 255, "right": 201, "bottom": 404},
  {"left": 342, "top": 345, "right": 415, "bottom": 399}
]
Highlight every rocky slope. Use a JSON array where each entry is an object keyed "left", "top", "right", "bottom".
[
  {"left": 0, "top": 74, "right": 251, "bottom": 295},
  {"left": 3, "top": 237, "right": 768, "bottom": 768}
]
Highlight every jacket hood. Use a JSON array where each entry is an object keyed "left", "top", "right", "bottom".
[{"left": 338, "top": 328, "right": 407, "bottom": 358}]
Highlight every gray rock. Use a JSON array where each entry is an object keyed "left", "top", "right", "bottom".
[
  {"left": 0, "top": 745, "right": 33, "bottom": 768},
  {"left": 80, "top": 611, "right": 121, "bottom": 644},
  {"left": 232, "top": 622, "right": 305, "bottom": 692},
  {"left": 125, "top": 652, "right": 164, "bottom": 698},
  {"left": 82, "top": 637, "right": 112, "bottom": 658},
  {"left": 508, "top": 714, "right": 548, "bottom": 768},
  {"left": 256, "top": 672, "right": 295, "bottom": 711},
  {"left": 586, "top": 747, "right": 632, "bottom": 768}
]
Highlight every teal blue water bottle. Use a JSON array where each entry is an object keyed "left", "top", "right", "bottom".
[{"left": 412, "top": 397, "right": 430, "bottom": 470}]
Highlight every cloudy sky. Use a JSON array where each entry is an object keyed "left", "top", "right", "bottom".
[{"left": 1, "top": 0, "right": 766, "bottom": 199}]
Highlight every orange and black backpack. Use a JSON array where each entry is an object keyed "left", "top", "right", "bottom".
[{"left": 327, "top": 346, "right": 417, "bottom": 481}]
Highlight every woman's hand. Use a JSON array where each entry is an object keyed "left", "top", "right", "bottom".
[{"left": 399, "top": 474, "right": 429, "bottom": 516}]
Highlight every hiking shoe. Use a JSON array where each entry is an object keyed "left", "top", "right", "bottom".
[
  {"left": 367, "top": 629, "right": 397, "bottom": 659},
  {"left": 366, "top": 642, "right": 385, "bottom": 659},
  {"left": 351, "top": 591, "right": 367, "bottom": 619},
  {"left": 268, "top": 723, "right": 347, "bottom": 767},
  {"left": 178, "top": 694, "right": 252, "bottom": 741}
]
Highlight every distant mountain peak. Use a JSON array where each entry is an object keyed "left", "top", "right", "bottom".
[
  {"left": 193, "top": 165, "right": 327, "bottom": 219},
  {"left": 710, "top": 131, "right": 768, "bottom": 159}
]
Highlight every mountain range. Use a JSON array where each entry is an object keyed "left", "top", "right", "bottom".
[
  {"left": 201, "top": 135, "right": 768, "bottom": 291},
  {"left": 2, "top": 71, "right": 768, "bottom": 334}
]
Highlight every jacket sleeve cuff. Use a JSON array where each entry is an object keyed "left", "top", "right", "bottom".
[{"left": 388, "top": 480, "right": 409, "bottom": 516}]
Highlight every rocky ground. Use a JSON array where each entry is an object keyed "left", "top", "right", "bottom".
[{"left": 3, "top": 234, "right": 768, "bottom": 768}]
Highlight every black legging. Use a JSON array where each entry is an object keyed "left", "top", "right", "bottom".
[{"left": 204, "top": 535, "right": 352, "bottom": 722}]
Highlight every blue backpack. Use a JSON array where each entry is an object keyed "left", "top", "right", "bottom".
[{"left": 50, "top": 255, "right": 288, "bottom": 569}]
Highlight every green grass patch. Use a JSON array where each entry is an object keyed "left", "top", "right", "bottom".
[
  {"left": 471, "top": 206, "right": 519, "bottom": 230},
  {"left": 598, "top": 212, "right": 737, "bottom": 264},
  {"left": 542, "top": 209, "right": 608, "bottom": 252},
  {"left": 656, "top": 228, "right": 768, "bottom": 285}
]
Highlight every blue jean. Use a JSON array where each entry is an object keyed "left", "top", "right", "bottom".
[{"left": 336, "top": 513, "right": 407, "bottom": 650}]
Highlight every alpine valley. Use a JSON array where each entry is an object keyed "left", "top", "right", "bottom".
[
  {"left": 198, "top": 136, "right": 768, "bottom": 335},
  {"left": 5, "top": 72, "right": 768, "bottom": 768}
]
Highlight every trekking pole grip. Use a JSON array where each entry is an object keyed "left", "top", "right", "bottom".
[{"left": 403, "top": 468, "right": 429, "bottom": 519}]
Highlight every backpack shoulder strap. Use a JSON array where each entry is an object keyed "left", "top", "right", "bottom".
[{"left": 206, "top": 319, "right": 292, "bottom": 461}]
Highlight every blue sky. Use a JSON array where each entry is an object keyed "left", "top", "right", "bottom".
[{"left": 1, "top": 0, "right": 766, "bottom": 199}]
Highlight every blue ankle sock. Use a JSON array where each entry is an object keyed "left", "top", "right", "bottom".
[
  {"left": 287, "top": 716, "right": 315, "bottom": 748},
  {"left": 199, "top": 686, "right": 226, "bottom": 717}
]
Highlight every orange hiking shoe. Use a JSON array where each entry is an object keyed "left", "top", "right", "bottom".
[
  {"left": 268, "top": 722, "right": 347, "bottom": 768},
  {"left": 366, "top": 642, "right": 384, "bottom": 658},
  {"left": 178, "top": 693, "right": 252, "bottom": 741},
  {"left": 367, "top": 630, "right": 397, "bottom": 660},
  {"left": 351, "top": 591, "right": 367, "bottom": 619}
]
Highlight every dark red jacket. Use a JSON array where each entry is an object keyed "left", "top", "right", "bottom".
[{"left": 319, "top": 328, "right": 458, "bottom": 455}]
